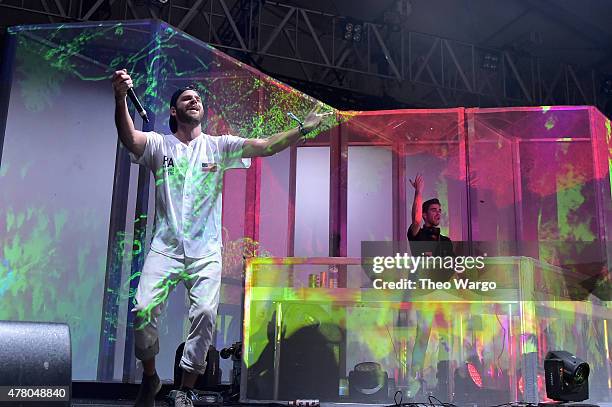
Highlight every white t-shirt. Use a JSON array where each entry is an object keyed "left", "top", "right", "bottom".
[{"left": 130, "top": 131, "right": 250, "bottom": 259}]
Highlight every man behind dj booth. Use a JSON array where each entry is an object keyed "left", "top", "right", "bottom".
[
  {"left": 406, "top": 173, "right": 455, "bottom": 399},
  {"left": 408, "top": 173, "right": 454, "bottom": 258}
]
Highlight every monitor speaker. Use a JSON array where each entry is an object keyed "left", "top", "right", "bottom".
[{"left": 0, "top": 320, "right": 71, "bottom": 406}]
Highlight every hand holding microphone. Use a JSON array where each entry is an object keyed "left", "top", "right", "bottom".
[{"left": 111, "top": 69, "right": 149, "bottom": 123}]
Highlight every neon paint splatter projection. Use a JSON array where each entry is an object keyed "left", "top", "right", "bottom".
[
  {"left": 240, "top": 107, "right": 611, "bottom": 402},
  {"left": 1, "top": 20, "right": 343, "bottom": 380},
  {"left": 1, "top": 20, "right": 610, "bottom": 399}
]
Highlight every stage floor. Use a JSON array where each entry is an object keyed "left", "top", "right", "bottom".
[
  {"left": 69, "top": 401, "right": 612, "bottom": 407},
  {"left": 69, "top": 383, "right": 612, "bottom": 407},
  {"left": 67, "top": 404, "right": 271, "bottom": 407}
]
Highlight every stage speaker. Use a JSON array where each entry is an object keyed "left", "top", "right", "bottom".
[{"left": 0, "top": 321, "right": 71, "bottom": 406}]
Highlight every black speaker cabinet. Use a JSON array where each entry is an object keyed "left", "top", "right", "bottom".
[{"left": 0, "top": 321, "right": 71, "bottom": 406}]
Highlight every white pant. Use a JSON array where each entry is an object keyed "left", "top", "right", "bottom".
[{"left": 132, "top": 249, "right": 222, "bottom": 374}]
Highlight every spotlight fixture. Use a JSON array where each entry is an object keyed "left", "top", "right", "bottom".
[
  {"left": 466, "top": 362, "right": 483, "bottom": 388},
  {"left": 601, "top": 74, "right": 612, "bottom": 96},
  {"left": 453, "top": 355, "right": 510, "bottom": 405},
  {"left": 344, "top": 23, "right": 353, "bottom": 40},
  {"left": 544, "top": 350, "right": 590, "bottom": 402},
  {"left": 348, "top": 362, "right": 388, "bottom": 402},
  {"left": 353, "top": 24, "right": 362, "bottom": 42},
  {"left": 220, "top": 341, "right": 242, "bottom": 360},
  {"left": 220, "top": 342, "right": 242, "bottom": 401},
  {"left": 454, "top": 356, "right": 483, "bottom": 398},
  {"left": 342, "top": 20, "right": 364, "bottom": 43},
  {"left": 481, "top": 53, "right": 499, "bottom": 72}
]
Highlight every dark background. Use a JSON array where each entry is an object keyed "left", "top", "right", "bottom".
[{"left": 1, "top": 0, "right": 612, "bottom": 113}]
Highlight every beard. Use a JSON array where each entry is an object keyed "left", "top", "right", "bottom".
[
  {"left": 175, "top": 108, "right": 202, "bottom": 127},
  {"left": 424, "top": 216, "right": 440, "bottom": 226}
]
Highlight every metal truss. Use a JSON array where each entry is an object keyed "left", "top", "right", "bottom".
[{"left": 0, "top": 0, "right": 608, "bottom": 110}]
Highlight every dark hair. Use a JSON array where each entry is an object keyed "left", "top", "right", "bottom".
[
  {"left": 422, "top": 198, "right": 441, "bottom": 213},
  {"left": 169, "top": 85, "right": 199, "bottom": 133}
]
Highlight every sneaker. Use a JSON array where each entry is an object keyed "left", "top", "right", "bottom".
[
  {"left": 134, "top": 372, "right": 162, "bottom": 407},
  {"left": 185, "top": 389, "right": 222, "bottom": 406},
  {"left": 167, "top": 390, "right": 194, "bottom": 407}
]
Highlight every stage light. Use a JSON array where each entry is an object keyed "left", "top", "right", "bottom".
[
  {"left": 481, "top": 53, "right": 499, "bottom": 72},
  {"left": 467, "top": 362, "right": 483, "bottom": 388},
  {"left": 454, "top": 357, "right": 510, "bottom": 405},
  {"left": 220, "top": 342, "right": 242, "bottom": 360},
  {"left": 342, "top": 20, "right": 363, "bottom": 42},
  {"left": 353, "top": 24, "right": 362, "bottom": 42},
  {"left": 348, "top": 362, "right": 389, "bottom": 402},
  {"left": 544, "top": 350, "right": 590, "bottom": 402},
  {"left": 601, "top": 75, "right": 612, "bottom": 96},
  {"left": 220, "top": 342, "right": 242, "bottom": 401}
]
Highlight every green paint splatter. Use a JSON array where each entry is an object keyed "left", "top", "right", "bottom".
[
  {"left": 0, "top": 163, "right": 9, "bottom": 177},
  {"left": 53, "top": 211, "right": 68, "bottom": 239}
]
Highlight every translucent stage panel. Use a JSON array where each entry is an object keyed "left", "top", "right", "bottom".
[
  {"left": 468, "top": 111, "right": 517, "bottom": 242},
  {"left": 258, "top": 148, "right": 291, "bottom": 257},
  {"left": 469, "top": 107, "right": 601, "bottom": 242},
  {"left": 0, "top": 22, "right": 155, "bottom": 379},
  {"left": 243, "top": 257, "right": 611, "bottom": 405},
  {"left": 240, "top": 107, "right": 611, "bottom": 405},
  {"left": 450, "top": 107, "right": 611, "bottom": 403},
  {"left": 469, "top": 107, "right": 611, "bottom": 302},
  {"left": 294, "top": 146, "right": 331, "bottom": 257},
  {"left": 347, "top": 146, "right": 393, "bottom": 257},
  {"left": 0, "top": 20, "right": 339, "bottom": 381},
  {"left": 340, "top": 109, "right": 467, "bottom": 245}
]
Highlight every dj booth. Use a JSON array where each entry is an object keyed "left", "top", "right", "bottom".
[{"left": 241, "top": 256, "right": 611, "bottom": 405}]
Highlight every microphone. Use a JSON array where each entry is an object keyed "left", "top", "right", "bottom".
[{"left": 127, "top": 87, "right": 149, "bottom": 123}]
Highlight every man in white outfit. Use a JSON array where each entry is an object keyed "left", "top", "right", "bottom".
[{"left": 112, "top": 69, "right": 323, "bottom": 407}]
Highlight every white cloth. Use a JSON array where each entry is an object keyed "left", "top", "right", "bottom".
[
  {"left": 130, "top": 132, "right": 250, "bottom": 258},
  {"left": 132, "top": 249, "right": 222, "bottom": 374}
]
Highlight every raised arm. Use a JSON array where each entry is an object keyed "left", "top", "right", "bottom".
[
  {"left": 409, "top": 173, "right": 424, "bottom": 237},
  {"left": 241, "top": 108, "right": 324, "bottom": 158},
  {"left": 112, "top": 69, "right": 147, "bottom": 157}
]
